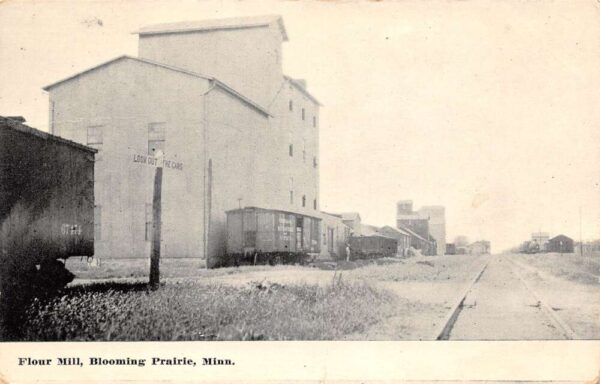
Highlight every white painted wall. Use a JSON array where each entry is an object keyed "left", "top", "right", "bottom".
[
  {"left": 138, "top": 24, "right": 283, "bottom": 108},
  {"left": 50, "top": 58, "right": 207, "bottom": 259},
  {"left": 318, "top": 212, "right": 350, "bottom": 260},
  {"left": 265, "top": 80, "right": 320, "bottom": 217}
]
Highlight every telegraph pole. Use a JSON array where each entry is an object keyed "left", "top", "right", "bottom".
[{"left": 149, "top": 151, "right": 164, "bottom": 290}]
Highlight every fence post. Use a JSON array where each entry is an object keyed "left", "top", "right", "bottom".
[{"left": 149, "top": 153, "right": 164, "bottom": 290}]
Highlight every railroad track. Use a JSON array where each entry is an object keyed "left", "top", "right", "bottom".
[
  {"left": 434, "top": 257, "right": 489, "bottom": 340},
  {"left": 434, "top": 255, "right": 578, "bottom": 340},
  {"left": 504, "top": 256, "right": 579, "bottom": 340}
]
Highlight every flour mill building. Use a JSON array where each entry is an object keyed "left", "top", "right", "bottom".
[{"left": 44, "top": 15, "right": 321, "bottom": 266}]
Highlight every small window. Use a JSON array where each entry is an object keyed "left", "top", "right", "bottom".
[
  {"left": 302, "top": 195, "right": 306, "bottom": 207},
  {"left": 94, "top": 205, "right": 102, "bottom": 241},
  {"left": 289, "top": 100, "right": 293, "bottom": 111},
  {"left": 87, "top": 126, "right": 103, "bottom": 145},
  {"left": 302, "top": 139, "right": 306, "bottom": 162},
  {"left": 145, "top": 203, "right": 153, "bottom": 241},
  {"left": 289, "top": 190, "right": 294, "bottom": 204},
  {"left": 302, "top": 108, "right": 305, "bottom": 121},
  {"left": 313, "top": 199, "right": 317, "bottom": 210},
  {"left": 289, "top": 144, "right": 293, "bottom": 157},
  {"left": 148, "top": 122, "right": 166, "bottom": 156},
  {"left": 313, "top": 116, "right": 317, "bottom": 128},
  {"left": 313, "top": 156, "right": 318, "bottom": 168}
]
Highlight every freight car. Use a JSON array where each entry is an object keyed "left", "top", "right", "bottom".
[
  {"left": 225, "top": 207, "right": 321, "bottom": 267},
  {"left": 0, "top": 116, "right": 96, "bottom": 335},
  {"left": 348, "top": 235, "right": 398, "bottom": 260}
]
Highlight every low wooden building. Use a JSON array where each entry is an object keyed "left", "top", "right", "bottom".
[
  {"left": 377, "top": 226, "right": 411, "bottom": 257},
  {"left": 318, "top": 212, "right": 351, "bottom": 260},
  {"left": 446, "top": 243, "right": 456, "bottom": 255},
  {"left": 547, "top": 235, "right": 574, "bottom": 253}
]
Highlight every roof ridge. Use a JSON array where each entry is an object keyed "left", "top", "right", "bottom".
[
  {"left": 283, "top": 75, "right": 322, "bottom": 106},
  {"left": 42, "top": 55, "right": 271, "bottom": 117},
  {"left": 133, "top": 14, "right": 288, "bottom": 41}
]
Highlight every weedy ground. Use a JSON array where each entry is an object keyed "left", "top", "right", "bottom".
[
  {"left": 514, "top": 252, "right": 600, "bottom": 285},
  {"left": 20, "top": 278, "right": 401, "bottom": 341}
]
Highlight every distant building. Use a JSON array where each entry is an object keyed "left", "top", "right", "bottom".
[
  {"left": 547, "top": 235, "right": 574, "bottom": 253},
  {"left": 576, "top": 239, "right": 600, "bottom": 255},
  {"left": 446, "top": 243, "right": 456, "bottom": 255},
  {"left": 377, "top": 226, "right": 411, "bottom": 256},
  {"left": 340, "top": 212, "right": 362, "bottom": 236},
  {"left": 418, "top": 206, "right": 446, "bottom": 257},
  {"left": 396, "top": 223, "right": 436, "bottom": 256},
  {"left": 360, "top": 223, "right": 381, "bottom": 236},
  {"left": 468, "top": 240, "right": 491, "bottom": 255},
  {"left": 396, "top": 199, "right": 439, "bottom": 255},
  {"left": 455, "top": 246, "right": 468, "bottom": 255},
  {"left": 318, "top": 212, "right": 351, "bottom": 260},
  {"left": 396, "top": 200, "right": 430, "bottom": 241},
  {"left": 531, "top": 232, "right": 550, "bottom": 252}
]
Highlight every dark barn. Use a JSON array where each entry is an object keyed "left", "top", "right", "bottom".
[{"left": 547, "top": 235, "right": 574, "bottom": 253}]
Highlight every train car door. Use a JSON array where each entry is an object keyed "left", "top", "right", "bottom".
[
  {"left": 296, "top": 217, "right": 304, "bottom": 251},
  {"left": 327, "top": 228, "right": 334, "bottom": 253}
]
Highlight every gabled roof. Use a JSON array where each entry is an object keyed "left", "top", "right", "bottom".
[
  {"left": 133, "top": 15, "right": 288, "bottom": 42},
  {"left": 284, "top": 76, "right": 322, "bottom": 106},
  {"left": 354, "top": 224, "right": 396, "bottom": 239},
  {"left": 550, "top": 234, "right": 573, "bottom": 242},
  {"left": 340, "top": 212, "right": 361, "bottom": 222},
  {"left": 320, "top": 211, "right": 343, "bottom": 219},
  {"left": 379, "top": 225, "right": 411, "bottom": 237},
  {"left": 42, "top": 55, "right": 270, "bottom": 117},
  {"left": 396, "top": 224, "right": 429, "bottom": 243},
  {"left": 0, "top": 116, "right": 97, "bottom": 153},
  {"left": 360, "top": 224, "right": 381, "bottom": 236}
]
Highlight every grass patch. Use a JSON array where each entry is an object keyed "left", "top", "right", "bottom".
[
  {"left": 66, "top": 258, "right": 302, "bottom": 281},
  {"left": 350, "top": 254, "right": 481, "bottom": 282},
  {"left": 20, "top": 279, "right": 398, "bottom": 341},
  {"left": 516, "top": 253, "right": 600, "bottom": 285}
]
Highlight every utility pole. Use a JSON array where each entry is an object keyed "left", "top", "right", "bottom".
[{"left": 149, "top": 151, "right": 164, "bottom": 290}]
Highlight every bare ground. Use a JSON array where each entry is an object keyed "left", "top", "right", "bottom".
[
  {"left": 506, "top": 253, "right": 600, "bottom": 339},
  {"left": 68, "top": 252, "right": 599, "bottom": 340}
]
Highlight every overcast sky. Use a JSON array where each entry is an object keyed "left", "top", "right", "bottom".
[{"left": 1, "top": 0, "right": 598, "bottom": 251}]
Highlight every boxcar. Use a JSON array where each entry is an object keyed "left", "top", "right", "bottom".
[
  {"left": 349, "top": 235, "right": 398, "bottom": 260},
  {"left": 225, "top": 207, "right": 321, "bottom": 266},
  {"left": 0, "top": 116, "right": 96, "bottom": 264}
]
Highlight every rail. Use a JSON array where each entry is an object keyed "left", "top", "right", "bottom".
[
  {"left": 505, "top": 257, "right": 579, "bottom": 340},
  {"left": 434, "top": 257, "right": 490, "bottom": 340}
]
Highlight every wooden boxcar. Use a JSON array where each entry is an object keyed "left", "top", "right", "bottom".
[
  {"left": 349, "top": 235, "right": 398, "bottom": 260},
  {"left": 0, "top": 116, "right": 96, "bottom": 264},
  {"left": 225, "top": 207, "right": 321, "bottom": 266}
]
